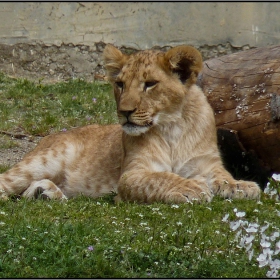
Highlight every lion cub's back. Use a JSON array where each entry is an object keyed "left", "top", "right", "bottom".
[{"left": 25, "top": 124, "right": 123, "bottom": 197}]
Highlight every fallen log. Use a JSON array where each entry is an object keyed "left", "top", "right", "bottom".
[{"left": 197, "top": 45, "right": 280, "bottom": 188}]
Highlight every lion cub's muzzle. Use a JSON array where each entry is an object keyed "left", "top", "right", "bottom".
[{"left": 118, "top": 110, "right": 154, "bottom": 136}]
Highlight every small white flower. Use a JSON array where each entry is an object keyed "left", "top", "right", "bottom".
[
  {"left": 236, "top": 211, "right": 246, "bottom": 218},
  {"left": 270, "top": 259, "right": 280, "bottom": 269},
  {"left": 147, "top": 237, "right": 153, "bottom": 242},
  {"left": 222, "top": 213, "right": 229, "bottom": 222},
  {"left": 266, "top": 269, "right": 279, "bottom": 278},
  {"left": 245, "top": 242, "right": 253, "bottom": 252},
  {"left": 140, "top": 222, "right": 148, "bottom": 227},
  {"left": 270, "top": 231, "right": 280, "bottom": 241},
  {"left": 176, "top": 221, "right": 183, "bottom": 226},
  {"left": 246, "top": 223, "right": 259, "bottom": 233},
  {"left": 260, "top": 223, "right": 270, "bottom": 233},
  {"left": 230, "top": 220, "right": 241, "bottom": 231},
  {"left": 257, "top": 253, "right": 269, "bottom": 267},
  {"left": 245, "top": 235, "right": 255, "bottom": 244},
  {"left": 263, "top": 248, "right": 274, "bottom": 258},
  {"left": 171, "top": 204, "right": 179, "bottom": 209},
  {"left": 0, "top": 222, "right": 5, "bottom": 226},
  {"left": 272, "top": 173, "right": 280, "bottom": 181},
  {"left": 274, "top": 240, "right": 280, "bottom": 254},
  {"left": 239, "top": 236, "right": 246, "bottom": 248},
  {"left": 248, "top": 249, "right": 254, "bottom": 261},
  {"left": 235, "top": 230, "right": 242, "bottom": 241},
  {"left": 260, "top": 240, "right": 271, "bottom": 248}
]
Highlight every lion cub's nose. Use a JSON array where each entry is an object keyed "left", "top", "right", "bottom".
[{"left": 119, "top": 110, "right": 135, "bottom": 120}]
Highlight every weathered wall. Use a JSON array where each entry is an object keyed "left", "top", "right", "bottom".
[{"left": 1, "top": 2, "right": 280, "bottom": 81}]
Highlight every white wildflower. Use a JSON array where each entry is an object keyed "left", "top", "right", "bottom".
[
  {"left": 176, "top": 221, "right": 183, "bottom": 226},
  {"left": 248, "top": 249, "right": 254, "bottom": 261},
  {"left": 246, "top": 235, "right": 255, "bottom": 244},
  {"left": 272, "top": 173, "right": 280, "bottom": 181},
  {"left": 140, "top": 222, "right": 148, "bottom": 227},
  {"left": 270, "top": 231, "right": 280, "bottom": 241},
  {"left": 266, "top": 269, "right": 279, "bottom": 278},
  {"left": 260, "top": 223, "right": 270, "bottom": 233},
  {"left": 222, "top": 213, "right": 229, "bottom": 222},
  {"left": 274, "top": 240, "right": 280, "bottom": 254},
  {"left": 257, "top": 253, "right": 269, "bottom": 267},
  {"left": 230, "top": 220, "right": 241, "bottom": 231},
  {"left": 236, "top": 211, "right": 246, "bottom": 218},
  {"left": 171, "top": 204, "right": 179, "bottom": 209},
  {"left": 245, "top": 242, "right": 253, "bottom": 252},
  {"left": 246, "top": 223, "right": 259, "bottom": 233},
  {"left": 260, "top": 240, "right": 271, "bottom": 248}
]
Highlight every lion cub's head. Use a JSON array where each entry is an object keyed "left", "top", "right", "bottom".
[{"left": 103, "top": 44, "right": 203, "bottom": 136}]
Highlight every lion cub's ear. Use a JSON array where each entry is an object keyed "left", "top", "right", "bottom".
[
  {"left": 164, "top": 45, "right": 203, "bottom": 85},
  {"left": 103, "top": 44, "right": 128, "bottom": 81}
]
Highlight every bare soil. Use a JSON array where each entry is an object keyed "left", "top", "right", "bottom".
[{"left": 0, "top": 135, "right": 42, "bottom": 168}]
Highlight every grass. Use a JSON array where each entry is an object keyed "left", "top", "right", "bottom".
[
  {"left": 0, "top": 72, "right": 117, "bottom": 136},
  {"left": 0, "top": 72, "right": 279, "bottom": 278}
]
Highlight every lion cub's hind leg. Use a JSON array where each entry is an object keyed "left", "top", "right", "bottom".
[{"left": 22, "top": 179, "right": 67, "bottom": 200}]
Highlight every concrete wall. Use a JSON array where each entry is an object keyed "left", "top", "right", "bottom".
[{"left": 1, "top": 2, "right": 280, "bottom": 81}]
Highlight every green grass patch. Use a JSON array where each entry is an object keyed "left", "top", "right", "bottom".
[
  {"left": 0, "top": 72, "right": 117, "bottom": 136},
  {"left": 0, "top": 195, "right": 278, "bottom": 278}
]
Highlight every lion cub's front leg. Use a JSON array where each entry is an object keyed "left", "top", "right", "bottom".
[
  {"left": 211, "top": 166, "right": 261, "bottom": 199},
  {"left": 115, "top": 171, "right": 213, "bottom": 204}
]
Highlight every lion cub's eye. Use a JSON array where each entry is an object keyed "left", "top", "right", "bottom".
[
  {"left": 144, "top": 81, "right": 158, "bottom": 92},
  {"left": 115, "top": 81, "right": 124, "bottom": 90}
]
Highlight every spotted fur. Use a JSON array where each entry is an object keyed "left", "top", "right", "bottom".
[{"left": 0, "top": 44, "right": 261, "bottom": 203}]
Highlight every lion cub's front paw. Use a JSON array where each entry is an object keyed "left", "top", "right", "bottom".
[
  {"left": 166, "top": 183, "right": 213, "bottom": 204},
  {"left": 213, "top": 180, "right": 260, "bottom": 200}
]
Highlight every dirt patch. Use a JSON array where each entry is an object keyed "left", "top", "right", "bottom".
[{"left": 0, "top": 135, "right": 42, "bottom": 168}]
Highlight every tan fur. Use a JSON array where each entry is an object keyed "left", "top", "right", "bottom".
[{"left": 0, "top": 44, "right": 261, "bottom": 203}]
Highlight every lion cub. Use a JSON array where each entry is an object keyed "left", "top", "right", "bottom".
[{"left": 0, "top": 44, "right": 260, "bottom": 203}]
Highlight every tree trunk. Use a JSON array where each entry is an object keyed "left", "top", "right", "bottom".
[{"left": 197, "top": 45, "right": 280, "bottom": 187}]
